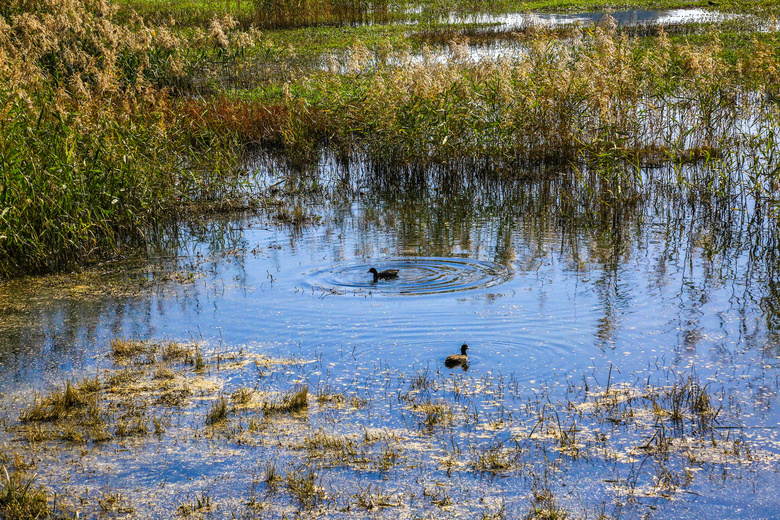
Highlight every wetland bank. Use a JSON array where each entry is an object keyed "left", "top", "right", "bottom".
[{"left": 2, "top": 0, "right": 780, "bottom": 518}]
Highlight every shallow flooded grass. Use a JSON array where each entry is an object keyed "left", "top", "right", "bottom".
[
  {"left": 0, "top": 332, "right": 776, "bottom": 518},
  {"left": 3, "top": 0, "right": 780, "bottom": 518}
]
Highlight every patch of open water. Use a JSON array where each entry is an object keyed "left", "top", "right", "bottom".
[
  {"left": 448, "top": 8, "right": 750, "bottom": 29},
  {"left": 1, "top": 163, "right": 780, "bottom": 518}
]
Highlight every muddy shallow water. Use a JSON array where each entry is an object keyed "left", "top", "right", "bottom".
[{"left": 1, "top": 161, "right": 780, "bottom": 518}]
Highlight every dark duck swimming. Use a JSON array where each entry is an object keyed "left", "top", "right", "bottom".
[
  {"left": 368, "top": 267, "right": 399, "bottom": 281},
  {"left": 445, "top": 344, "right": 469, "bottom": 368}
]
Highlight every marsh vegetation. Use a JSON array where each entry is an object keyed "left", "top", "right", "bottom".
[
  {"left": 3, "top": 334, "right": 776, "bottom": 518},
  {"left": 2, "top": 0, "right": 780, "bottom": 275},
  {"left": 1, "top": 0, "right": 780, "bottom": 517}
]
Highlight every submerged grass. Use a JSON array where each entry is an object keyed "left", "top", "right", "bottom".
[{"left": 1, "top": 333, "right": 774, "bottom": 518}]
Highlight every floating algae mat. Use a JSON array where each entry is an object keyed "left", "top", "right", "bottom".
[{"left": 1, "top": 162, "right": 780, "bottom": 519}]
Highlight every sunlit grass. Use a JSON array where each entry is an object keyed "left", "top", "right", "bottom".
[
  {"left": 262, "top": 386, "right": 309, "bottom": 415},
  {"left": 0, "top": 468, "right": 52, "bottom": 520},
  {"left": 1, "top": 331, "right": 770, "bottom": 518}
]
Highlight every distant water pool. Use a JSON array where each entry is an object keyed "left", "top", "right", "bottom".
[{"left": 448, "top": 8, "right": 750, "bottom": 29}]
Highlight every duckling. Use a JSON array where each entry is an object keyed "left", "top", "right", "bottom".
[
  {"left": 368, "top": 267, "right": 399, "bottom": 281},
  {"left": 445, "top": 344, "right": 469, "bottom": 368}
]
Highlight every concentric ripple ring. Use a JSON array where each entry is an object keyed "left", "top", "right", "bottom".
[{"left": 306, "top": 257, "right": 513, "bottom": 296}]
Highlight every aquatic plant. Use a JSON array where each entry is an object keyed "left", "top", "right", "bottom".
[
  {"left": 262, "top": 385, "right": 309, "bottom": 414},
  {"left": 263, "top": 461, "right": 284, "bottom": 492},
  {"left": 111, "top": 338, "right": 153, "bottom": 361},
  {"left": 206, "top": 396, "right": 229, "bottom": 424},
  {"left": 0, "top": 467, "right": 52, "bottom": 520},
  {"left": 231, "top": 386, "right": 255, "bottom": 405},
  {"left": 0, "top": 0, "right": 257, "bottom": 277},
  {"left": 19, "top": 378, "right": 101, "bottom": 423},
  {"left": 285, "top": 465, "right": 324, "bottom": 508},
  {"left": 353, "top": 483, "right": 397, "bottom": 510},
  {"left": 413, "top": 399, "right": 454, "bottom": 430}
]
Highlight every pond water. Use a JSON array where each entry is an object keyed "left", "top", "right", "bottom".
[
  {"left": 1, "top": 160, "right": 780, "bottom": 518},
  {"left": 333, "top": 8, "right": 771, "bottom": 72},
  {"left": 448, "top": 8, "right": 749, "bottom": 30}
]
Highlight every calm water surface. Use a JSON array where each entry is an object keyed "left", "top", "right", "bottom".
[
  {"left": 1, "top": 162, "right": 779, "bottom": 518},
  {"left": 449, "top": 8, "right": 750, "bottom": 29}
]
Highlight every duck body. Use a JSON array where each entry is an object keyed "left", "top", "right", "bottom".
[
  {"left": 445, "top": 344, "right": 469, "bottom": 368},
  {"left": 368, "top": 267, "right": 399, "bottom": 281}
]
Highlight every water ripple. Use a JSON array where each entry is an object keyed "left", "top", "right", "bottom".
[{"left": 306, "top": 257, "right": 513, "bottom": 296}]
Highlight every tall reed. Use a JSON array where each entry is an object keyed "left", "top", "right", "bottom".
[
  {"left": 0, "top": 0, "right": 253, "bottom": 276},
  {"left": 254, "top": 24, "right": 780, "bottom": 200}
]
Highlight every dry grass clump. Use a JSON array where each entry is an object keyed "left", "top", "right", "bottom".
[
  {"left": 412, "top": 399, "right": 454, "bottom": 430},
  {"left": 315, "top": 386, "right": 345, "bottom": 406},
  {"left": 0, "top": 466, "right": 52, "bottom": 520},
  {"left": 470, "top": 443, "right": 521, "bottom": 473},
  {"left": 97, "top": 489, "right": 135, "bottom": 514},
  {"left": 297, "top": 430, "right": 387, "bottom": 467},
  {"left": 153, "top": 366, "right": 176, "bottom": 380},
  {"left": 105, "top": 369, "right": 142, "bottom": 387},
  {"left": 262, "top": 385, "right": 309, "bottom": 415},
  {"left": 161, "top": 341, "right": 196, "bottom": 363},
  {"left": 112, "top": 339, "right": 202, "bottom": 367},
  {"left": 114, "top": 416, "right": 150, "bottom": 437},
  {"left": 231, "top": 386, "right": 255, "bottom": 405},
  {"left": 176, "top": 491, "right": 212, "bottom": 516},
  {"left": 206, "top": 397, "right": 229, "bottom": 425},
  {"left": 155, "top": 388, "right": 192, "bottom": 407},
  {"left": 17, "top": 376, "right": 111, "bottom": 443},
  {"left": 19, "top": 377, "right": 101, "bottom": 423},
  {"left": 263, "top": 461, "right": 284, "bottom": 492},
  {"left": 285, "top": 466, "right": 323, "bottom": 508},
  {"left": 111, "top": 338, "right": 154, "bottom": 361},
  {"left": 659, "top": 376, "right": 717, "bottom": 425},
  {"left": 525, "top": 485, "right": 569, "bottom": 520},
  {"left": 354, "top": 483, "right": 397, "bottom": 510}
]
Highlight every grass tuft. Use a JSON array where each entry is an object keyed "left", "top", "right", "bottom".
[
  {"left": 262, "top": 386, "right": 308, "bottom": 415},
  {"left": 206, "top": 397, "right": 229, "bottom": 425},
  {"left": 20, "top": 378, "right": 101, "bottom": 423},
  {"left": 0, "top": 467, "right": 51, "bottom": 520},
  {"left": 111, "top": 339, "right": 152, "bottom": 361},
  {"left": 285, "top": 466, "right": 323, "bottom": 508}
]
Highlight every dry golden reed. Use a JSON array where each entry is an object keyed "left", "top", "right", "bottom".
[{"left": 0, "top": 0, "right": 262, "bottom": 276}]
